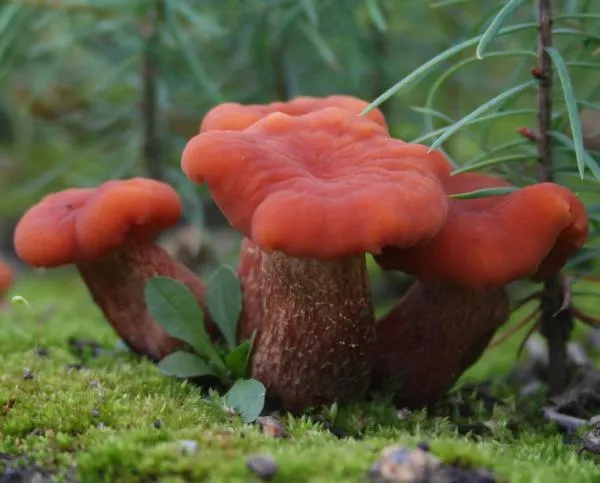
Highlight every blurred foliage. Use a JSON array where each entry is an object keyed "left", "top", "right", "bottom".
[
  {"left": 0, "top": 0, "right": 599, "bottom": 278},
  {"left": 0, "top": 0, "right": 447, "bottom": 220}
]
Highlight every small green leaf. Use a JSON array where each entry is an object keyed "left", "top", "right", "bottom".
[
  {"left": 225, "top": 331, "right": 256, "bottom": 379},
  {"left": 476, "top": 0, "right": 527, "bottom": 59},
  {"left": 223, "top": 379, "right": 266, "bottom": 423},
  {"left": 429, "top": 80, "right": 536, "bottom": 151},
  {"left": 164, "top": 2, "right": 222, "bottom": 103},
  {"left": 226, "top": 340, "right": 252, "bottom": 379},
  {"left": 360, "top": 22, "right": 537, "bottom": 115},
  {"left": 158, "top": 351, "right": 218, "bottom": 379},
  {"left": 10, "top": 295, "right": 31, "bottom": 309},
  {"left": 205, "top": 265, "right": 242, "bottom": 351},
  {"left": 549, "top": 130, "right": 600, "bottom": 181},
  {"left": 145, "top": 277, "right": 226, "bottom": 373},
  {"left": 451, "top": 153, "right": 535, "bottom": 175},
  {"left": 449, "top": 187, "right": 518, "bottom": 200},
  {"left": 365, "top": 0, "right": 387, "bottom": 32},
  {"left": 298, "top": 21, "right": 339, "bottom": 71},
  {"left": 301, "top": 0, "right": 318, "bottom": 25},
  {"left": 430, "top": 0, "right": 477, "bottom": 7},
  {"left": 547, "top": 46, "right": 587, "bottom": 179}
]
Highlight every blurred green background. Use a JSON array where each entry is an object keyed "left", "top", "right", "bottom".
[{"left": 0, "top": 0, "right": 599, "bottom": 280}]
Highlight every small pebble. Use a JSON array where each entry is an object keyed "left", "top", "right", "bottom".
[
  {"left": 581, "top": 425, "right": 600, "bottom": 454},
  {"left": 22, "top": 368, "right": 33, "bottom": 380},
  {"left": 396, "top": 409, "right": 412, "bottom": 421},
  {"left": 368, "top": 444, "right": 498, "bottom": 483},
  {"left": 91, "top": 408, "right": 100, "bottom": 418},
  {"left": 256, "top": 416, "right": 288, "bottom": 439},
  {"left": 246, "top": 454, "right": 278, "bottom": 481},
  {"left": 368, "top": 445, "right": 440, "bottom": 483},
  {"left": 542, "top": 407, "right": 587, "bottom": 432},
  {"left": 179, "top": 440, "right": 199, "bottom": 456},
  {"left": 520, "top": 380, "right": 542, "bottom": 398}
]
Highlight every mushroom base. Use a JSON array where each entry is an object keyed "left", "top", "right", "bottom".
[
  {"left": 77, "top": 240, "right": 216, "bottom": 361},
  {"left": 241, "top": 240, "right": 375, "bottom": 412},
  {"left": 371, "top": 281, "right": 510, "bottom": 408}
]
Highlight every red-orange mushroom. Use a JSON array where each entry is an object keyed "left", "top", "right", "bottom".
[
  {"left": 371, "top": 172, "right": 588, "bottom": 407},
  {"left": 0, "top": 259, "right": 14, "bottom": 300},
  {"left": 182, "top": 107, "right": 451, "bottom": 411},
  {"left": 14, "top": 178, "right": 218, "bottom": 360},
  {"left": 199, "top": 95, "right": 390, "bottom": 346}
]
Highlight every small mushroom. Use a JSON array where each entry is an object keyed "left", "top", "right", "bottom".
[
  {"left": 372, "top": 173, "right": 588, "bottom": 407},
  {"left": 13, "top": 178, "right": 217, "bottom": 360},
  {"left": 182, "top": 107, "right": 450, "bottom": 411}
]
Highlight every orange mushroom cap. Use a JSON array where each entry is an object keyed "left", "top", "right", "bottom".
[
  {"left": 183, "top": 107, "right": 451, "bottom": 260},
  {"left": 0, "top": 259, "right": 14, "bottom": 295},
  {"left": 375, "top": 172, "right": 588, "bottom": 290},
  {"left": 199, "top": 95, "right": 387, "bottom": 132},
  {"left": 14, "top": 178, "right": 181, "bottom": 267}
]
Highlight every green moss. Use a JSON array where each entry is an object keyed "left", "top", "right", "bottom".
[{"left": 0, "top": 273, "right": 599, "bottom": 482}]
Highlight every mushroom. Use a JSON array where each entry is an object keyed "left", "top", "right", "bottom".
[
  {"left": 0, "top": 258, "right": 14, "bottom": 301},
  {"left": 199, "top": 94, "right": 389, "bottom": 345},
  {"left": 182, "top": 107, "right": 451, "bottom": 411},
  {"left": 13, "top": 178, "right": 217, "bottom": 360},
  {"left": 371, "top": 172, "right": 588, "bottom": 407}
]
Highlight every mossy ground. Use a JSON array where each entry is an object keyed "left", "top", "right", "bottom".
[{"left": 0, "top": 271, "right": 599, "bottom": 482}]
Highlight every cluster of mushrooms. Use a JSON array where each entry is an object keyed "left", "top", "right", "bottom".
[{"left": 12, "top": 95, "right": 589, "bottom": 412}]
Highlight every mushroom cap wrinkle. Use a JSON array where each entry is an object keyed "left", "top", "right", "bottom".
[
  {"left": 183, "top": 107, "right": 451, "bottom": 260},
  {"left": 14, "top": 178, "right": 181, "bottom": 267},
  {"left": 199, "top": 94, "right": 387, "bottom": 132},
  {"left": 376, "top": 172, "right": 588, "bottom": 290}
]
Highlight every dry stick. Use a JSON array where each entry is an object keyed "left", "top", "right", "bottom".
[
  {"left": 516, "top": 320, "right": 540, "bottom": 359},
  {"left": 572, "top": 305, "right": 600, "bottom": 328},
  {"left": 141, "top": 0, "right": 164, "bottom": 180},
  {"left": 535, "top": 0, "right": 574, "bottom": 397},
  {"left": 488, "top": 307, "right": 539, "bottom": 349}
]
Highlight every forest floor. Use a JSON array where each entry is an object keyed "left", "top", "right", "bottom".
[{"left": 0, "top": 271, "right": 599, "bottom": 482}]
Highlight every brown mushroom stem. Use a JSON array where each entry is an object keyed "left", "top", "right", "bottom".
[
  {"left": 238, "top": 238, "right": 375, "bottom": 412},
  {"left": 77, "top": 239, "right": 217, "bottom": 361},
  {"left": 371, "top": 281, "right": 510, "bottom": 408}
]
